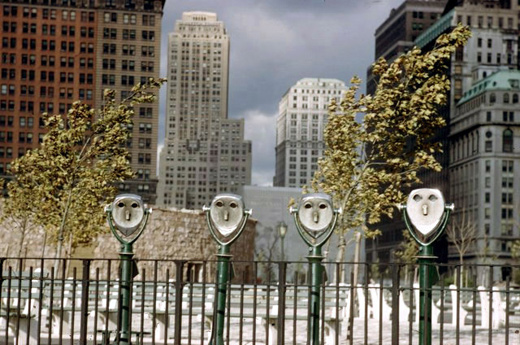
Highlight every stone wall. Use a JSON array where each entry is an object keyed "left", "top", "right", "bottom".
[{"left": 0, "top": 207, "right": 257, "bottom": 283}]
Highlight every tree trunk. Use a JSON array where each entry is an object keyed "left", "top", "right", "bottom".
[
  {"left": 17, "top": 218, "right": 28, "bottom": 268},
  {"left": 335, "top": 235, "right": 346, "bottom": 284},
  {"left": 352, "top": 232, "right": 362, "bottom": 286},
  {"left": 54, "top": 190, "right": 74, "bottom": 276},
  {"left": 41, "top": 230, "right": 47, "bottom": 258}
]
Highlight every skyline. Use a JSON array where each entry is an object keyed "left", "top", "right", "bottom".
[{"left": 158, "top": 0, "right": 404, "bottom": 186}]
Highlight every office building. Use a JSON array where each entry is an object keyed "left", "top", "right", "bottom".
[
  {"left": 274, "top": 78, "right": 346, "bottom": 188},
  {"left": 0, "top": 0, "right": 165, "bottom": 203},
  {"left": 157, "top": 12, "right": 252, "bottom": 209}
]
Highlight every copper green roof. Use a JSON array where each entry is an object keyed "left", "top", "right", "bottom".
[
  {"left": 415, "top": 9, "right": 455, "bottom": 49},
  {"left": 457, "top": 70, "right": 520, "bottom": 105}
]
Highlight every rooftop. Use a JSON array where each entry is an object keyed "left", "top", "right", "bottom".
[{"left": 457, "top": 70, "right": 520, "bottom": 105}]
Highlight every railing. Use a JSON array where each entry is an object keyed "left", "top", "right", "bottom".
[{"left": 1, "top": 257, "right": 520, "bottom": 345}]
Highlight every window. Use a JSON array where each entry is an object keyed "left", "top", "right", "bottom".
[
  {"left": 142, "top": 30, "right": 155, "bottom": 41},
  {"left": 503, "top": 129, "right": 513, "bottom": 152},
  {"left": 102, "top": 43, "right": 116, "bottom": 54},
  {"left": 485, "top": 140, "right": 492, "bottom": 152},
  {"left": 501, "top": 208, "right": 513, "bottom": 219},
  {"left": 502, "top": 160, "right": 514, "bottom": 173},
  {"left": 502, "top": 177, "right": 514, "bottom": 189},
  {"left": 502, "top": 192, "right": 513, "bottom": 205}
]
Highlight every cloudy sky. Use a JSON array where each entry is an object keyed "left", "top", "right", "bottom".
[{"left": 158, "top": 0, "right": 404, "bottom": 186}]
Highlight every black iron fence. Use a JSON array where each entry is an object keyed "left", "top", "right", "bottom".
[{"left": 1, "top": 257, "right": 520, "bottom": 345}]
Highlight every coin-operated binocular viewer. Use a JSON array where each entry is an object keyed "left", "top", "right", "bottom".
[
  {"left": 290, "top": 193, "right": 340, "bottom": 345},
  {"left": 398, "top": 189, "right": 453, "bottom": 345},
  {"left": 105, "top": 194, "right": 151, "bottom": 345},
  {"left": 203, "top": 194, "right": 251, "bottom": 345}
]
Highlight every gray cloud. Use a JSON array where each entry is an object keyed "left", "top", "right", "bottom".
[{"left": 159, "top": 0, "right": 404, "bottom": 185}]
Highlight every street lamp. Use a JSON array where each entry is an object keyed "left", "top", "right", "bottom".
[{"left": 277, "top": 221, "right": 287, "bottom": 262}]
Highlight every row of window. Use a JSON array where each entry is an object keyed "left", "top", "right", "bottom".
[
  {"left": 476, "top": 52, "right": 514, "bottom": 65},
  {"left": 0, "top": 132, "right": 35, "bottom": 144},
  {"left": 3, "top": 6, "right": 96, "bottom": 23},
  {"left": 0, "top": 83, "right": 95, "bottom": 101},
  {"left": 453, "top": 128, "right": 515, "bottom": 162},
  {"left": 1, "top": 37, "right": 95, "bottom": 53},
  {"left": 0, "top": 116, "right": 34, "bottom": 128},
  {"left": 5, "top": 5, "right": 157, "bottom": 26},
  {"left": 1, "top": 54, "right": 94, "bottom": 69},
  {"left": 490, "top": 92, "right": 520, "bottom": 104},
  {"left": 2, "top": 22, "right": 96, "bottom": 38},
  {"left": 457, "top": 14, "right": 515, "bottom": 30},
  {"left": 103, "top": 12, "right": 155, "bottom": 26}
]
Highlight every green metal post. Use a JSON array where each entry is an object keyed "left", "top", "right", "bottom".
[
  {"left": 308, "top": 245, "right": 324, "bottom": 345},
  {"left": 211, "top": 244, "right": 231, "bottom": 345},
  {"left": 118, "top": 242, "right": 134, "bottom": 345},
  {"left": 418, "top": 245, "right": 435, "bottom": 345}
]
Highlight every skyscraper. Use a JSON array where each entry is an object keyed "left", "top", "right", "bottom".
[
  {"left": 0, "top": 0, "right": 165, "bottom": 203},
  {"left": 158, "top": 12, "right": 251, "bottom": 209},
  {"left": 274, "top": 78, "right": 346, "bottom": 188}
]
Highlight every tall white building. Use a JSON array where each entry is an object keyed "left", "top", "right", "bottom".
[
  {"left": 274, "top": 78, "right": 346, "bottom": 188},
  {"left": 157, "top": 12, "right": 251, "bottom": 209}
]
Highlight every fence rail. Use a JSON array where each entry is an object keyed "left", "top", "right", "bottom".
[{"left": 1, "top": 257, "right": 520, "bottom": 345}]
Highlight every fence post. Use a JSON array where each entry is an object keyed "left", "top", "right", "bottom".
[
  {"left": 308, "top": 246, "right": 324, "bottom": 345},
  {"left": 418, "top": 245, "right": 434, "bottom": 345},
  {"left": 118, "top": 242, "right": 135, "bottom": 345},
  {"left": 174, "top": 260, "right": 185, "bottom": 345},
  {"left": 79, "top": 259, "right": 91, "bottom": 345},
  {"left": 391, "top": 263, "right": 400, "bottom": 345},
  {"left": 277, "top": 262, "right": 287, "bottom": 345}
]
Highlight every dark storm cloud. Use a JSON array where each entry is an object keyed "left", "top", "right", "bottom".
[{"left": 159, "top": 0, "right": 404, "bottom": 185}]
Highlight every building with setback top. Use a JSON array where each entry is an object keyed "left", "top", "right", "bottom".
[{"left": 157, "top": 12, "right": 251, "bottom": 209}]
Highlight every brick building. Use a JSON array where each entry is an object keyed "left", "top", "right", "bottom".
[{"left": 0, "top": 0, "right": 164, "bottom": 203}]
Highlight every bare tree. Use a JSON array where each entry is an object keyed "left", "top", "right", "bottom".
[
  {"left": 254, "top": 226, "right": 280, "bottom": 283},
  {"left": 445, "top": 207, "right": 477, "bottom": 287}
]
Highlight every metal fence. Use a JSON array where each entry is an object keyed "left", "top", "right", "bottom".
[{"left": 1, "top": 257, "right": 520, "bottom": 345}]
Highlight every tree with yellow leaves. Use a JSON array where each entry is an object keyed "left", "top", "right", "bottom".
[
  {"left": 312, "top": 24, "right": 471, "bottom": 282},
  {"left": 4, "top": 79, "right": 165, "bottom": 268}
]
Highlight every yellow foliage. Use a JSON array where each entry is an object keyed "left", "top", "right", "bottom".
[{"left": 312, "top": 25, "right": 470, "bottom": 239}]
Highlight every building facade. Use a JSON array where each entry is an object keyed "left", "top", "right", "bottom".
[
  {"left": 450, "top": 70, "right": 520, "bottom": 268},
  {"left": 157, "top": 12, "right": 251, "bottom": 209},
  {"left": 367, "top": 0, "right": 447, "bottom": 94},
  {"left": 274, "top": 78, "right": 346, "bottom": 188},
  {"left": 0, "top": 0, "right": 164, "bottom": 203}
]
